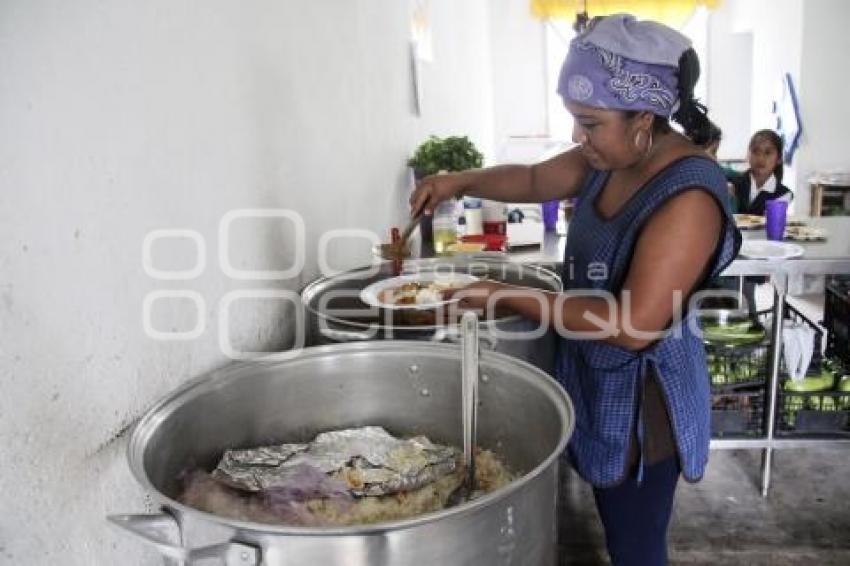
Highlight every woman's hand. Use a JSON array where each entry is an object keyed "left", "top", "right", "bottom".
[
  {"left": 409, "top": 172, "right": 468, "bottom": 216},
  {"left": 444, "top": 280, "right": 507, "bottom": 314}
]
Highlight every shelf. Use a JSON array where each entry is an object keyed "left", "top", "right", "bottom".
[{"left": 711, "top": 437, "right": 850, "bottom": 449}]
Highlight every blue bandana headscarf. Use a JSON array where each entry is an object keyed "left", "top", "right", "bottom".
[{"left": 557, "top": 14, "right": 692, "bottom": 117}]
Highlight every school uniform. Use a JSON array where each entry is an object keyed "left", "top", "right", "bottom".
[{"left": 731, "top": 172, "right": 793, "bottom": 215}]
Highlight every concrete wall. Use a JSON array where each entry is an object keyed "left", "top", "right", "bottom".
[{"left": 0, "top": 1, "right": 493, "bottom": 564}]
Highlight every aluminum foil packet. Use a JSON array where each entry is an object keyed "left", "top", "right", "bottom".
[{"left": 212, "top": 426, "right": 459, "bottom": 497}]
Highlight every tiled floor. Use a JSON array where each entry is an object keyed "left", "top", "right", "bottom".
[
  {"left": 557, "top": 285, "right": 850, "bottom": 565},
  {"left": 558, "top": 448, "right": 850, "bottom": 565}
]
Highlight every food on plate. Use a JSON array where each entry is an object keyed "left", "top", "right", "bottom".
[
  {"left": 378, "top": 279, "right": 467, "bottom": 307},
  {"left": 178, "top": 426, "right": 514, "bottom": 527},
  {"left": 734, "top": 214, "right": 765, "bottom": 229},
  {"left": 784, "top": 225, "right": 827, "bottom": 241}
]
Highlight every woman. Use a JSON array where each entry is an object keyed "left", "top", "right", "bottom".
[
  {"left": 731, "top": 129, "right": 792, "bottom": 215},
  {"left": 410, "top": 15, "right": 741, "bottom": 566}
]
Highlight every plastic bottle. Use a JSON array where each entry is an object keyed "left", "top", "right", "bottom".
[
  {"left": 482, "top": 199, "right": 507, "bottom": 235},
  {"left": 463, "top": 197, "right": 484, "bottom": 236},
  {"left": 432, "top": 200, "right": 458, "bottom": 254}
]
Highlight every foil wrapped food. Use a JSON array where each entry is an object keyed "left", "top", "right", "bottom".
[{"left": 212, "top": 426, "right": 459, "bottom": 497}]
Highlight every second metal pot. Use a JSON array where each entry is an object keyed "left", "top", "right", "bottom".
[{"left": 301, "top": 258, "right": 562, "bottom": 373}]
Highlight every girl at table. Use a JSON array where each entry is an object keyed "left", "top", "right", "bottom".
[
  {"left": 731, "top": 129, "right": 793, "bottom": 215},
  {"left": 410, "top": 14, "right": 741, "bottom": 566}
]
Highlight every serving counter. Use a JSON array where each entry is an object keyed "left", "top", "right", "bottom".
[
  {"left": 482, "top": 215, "right": 850, "bottom": 497},
  {"left": 719, "top": 217, "right": 850, "bottom": 496}
]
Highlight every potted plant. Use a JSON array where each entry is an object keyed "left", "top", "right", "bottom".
[
  {"left": 408, "top": 135, "right": 484, "bottom": 180},
  {"left": 408, "top": 136, "right": 484, "bottom": 247}
]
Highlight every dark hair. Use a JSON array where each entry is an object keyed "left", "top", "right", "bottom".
[
  {"left": 748, "top": 129, "right": 784, "bottom": 182},
  {"left": 671, "top": 48, "right": 718, "bottom": 146},
  {"left": 624, "top": 48, "right": 718, "bottom": 145},
  {"left": 704, "top": 123, "right": 722, "bottom": 147},
  {"left": 623, "top": 112, "right": 672, "bottom": 135}
]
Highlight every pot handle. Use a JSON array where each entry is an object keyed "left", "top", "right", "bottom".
[
  {"left": 107, "top": 513, "right": 260, "bottom": 566},
  {"left": 433, "top": 326, "right": 498, "bottom": 350}
]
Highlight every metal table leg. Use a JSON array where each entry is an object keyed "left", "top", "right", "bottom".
[{"left": 761, "top": 274, "right": 787, "bottom": 497}]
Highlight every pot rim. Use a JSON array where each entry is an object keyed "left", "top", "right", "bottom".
[
  {"left": 301, "top": 259, "right": 562, "bottom": 332},
  {"left": 128, "top": 341, "right": 574, "bottom": 536}
]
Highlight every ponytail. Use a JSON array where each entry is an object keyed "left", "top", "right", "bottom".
[{"left": 672, "top": 48, "right": 718, "bottom": 147}]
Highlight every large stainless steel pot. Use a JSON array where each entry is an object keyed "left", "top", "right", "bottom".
[
  {"left": 109, "top": 341, "right": 573, "bottom": 566},
  {"left": 301, "top": 258, "right": 562, "bottom": 374}
]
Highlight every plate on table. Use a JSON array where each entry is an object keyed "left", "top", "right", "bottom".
[
  {"left": 360, "top": 272, "right": 479, "bottom": 310},
  {"left": 734, "top": 214, "right": 765, "bottom": 230},
  {"left": 785, "top": 225, "right": 827, "bottom": 241},
  {"left": 739, "top": 240, "right": 805, "bottom": 260}
]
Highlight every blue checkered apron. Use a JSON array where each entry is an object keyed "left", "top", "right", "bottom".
[{"left": 557, "top": 156, "right": 742, "bottom": 486}]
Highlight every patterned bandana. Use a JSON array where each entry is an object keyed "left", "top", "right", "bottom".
[{"left": 557, "top": 14, "right": 691, "bottom": 117}]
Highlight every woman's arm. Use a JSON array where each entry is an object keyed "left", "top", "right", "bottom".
[
  {"left": 410, "top": 146, "right": 590, "bottom": 216},
  {"left": 451, "top": 189, "right": 722, "bottom": 351}
]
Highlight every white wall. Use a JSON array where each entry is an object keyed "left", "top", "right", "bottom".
[
  {"left": 486, "top": 0, "right": 555, "bottom": 164},
  {"left": 709, "top": 0, "right": 850, "bottom": 213},
  {"left": 706, "top": 4, "right": 753, "bottom": 160},
  {"left": 488, "top": 0, "right": 548, "bottom": 143},
  {"left": 418, "top": 0, "right": 495, "bottom": 161},
  {"left": 707, "top": 0, "right": 803, "bottom": 182},
  {"left": 795, "top": 0, "right": 850, "bottom": 211},
  {"left": 704, "top": 0, "right": 846, "bottom": 214},
  {"left": 733, "top": 0, "right": 803, "bottom": 138},
  {"left": 0, "top": 1, "right": 493, "bottom": 564}
]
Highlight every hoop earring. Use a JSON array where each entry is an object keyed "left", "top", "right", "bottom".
[{"left": 634, "top": 129, "right": 653, "bottom": 156}]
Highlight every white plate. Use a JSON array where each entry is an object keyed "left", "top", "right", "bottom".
[
  {"left": 360, "top": 272, "right": 479, "bottom": 310},
  {"left": 739, "top": 240, "right": 805, "bottom": 260}
]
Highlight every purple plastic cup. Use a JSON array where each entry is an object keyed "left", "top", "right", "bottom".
[
  {"left": 542, "top": 199, "right": 560, "bottom": 232},
  {"left": 765, "top": 199, "right": 788, "bottom": 241}
]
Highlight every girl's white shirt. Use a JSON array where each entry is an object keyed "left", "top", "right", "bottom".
[{"left": 749, "top": 173, "right": 792, "bottom": 204}]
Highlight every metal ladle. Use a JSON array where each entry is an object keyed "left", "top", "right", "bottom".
[{"left": 447, "top": 311, "right": 479, "bottom": 506}]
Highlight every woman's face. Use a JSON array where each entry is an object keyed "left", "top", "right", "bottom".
[
  {"left": 566, "top": 101, "right": 648, "bottom": 170},
  {"left": 748, "top": 138, "right": 781, "bottom": 179}
]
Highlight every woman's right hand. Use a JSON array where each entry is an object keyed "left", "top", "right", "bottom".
[{"left": 409, "top": 172, "right": 468, "bottom": 216}]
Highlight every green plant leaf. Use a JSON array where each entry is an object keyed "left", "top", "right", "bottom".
[{"left": 408, "top": 135, "right": 483, "bottom": 177}]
